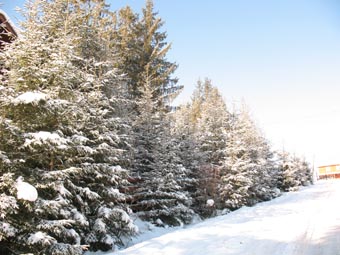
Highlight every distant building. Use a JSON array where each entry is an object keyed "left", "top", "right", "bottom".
[
  {"left": 0, "top": 10, "right": 17, "bottom": 50},
  {"left": 318, "top": 164, "right": 340, "bottom": 179}
]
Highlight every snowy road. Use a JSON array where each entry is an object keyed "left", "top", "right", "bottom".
[{"left": 114, "top": 180, "right": 340, "bottom": 255}]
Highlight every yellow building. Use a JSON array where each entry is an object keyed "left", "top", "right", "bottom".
[{"left": 318, "top": 164, "right": 340, "bottom": 179}]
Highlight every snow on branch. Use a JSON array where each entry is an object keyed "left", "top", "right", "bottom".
[
  {"left": 0, "top": 222, "right": 17, "bottom": 241},
  {"left": 27, "top": 231, "right": 56, "bottom": 246},
  {"left": 80, "top": 187, "right": 100, "bottom": 201},
  {"left": 12, "top": 91, "right": 47, "bottom": 105},
  {"left": 46, "top": 243, "right": 87, "bottom": 255},
  {"left": 71, "top": 209, "right": 89, "bottom": 227},
  {"left": 23, "top": 131, "right": 68, "bottom": 148},
  {"left": 0, "top": 194, "right": 18, "bottom": 219},
  {"left": 37, "top": 219, "right": 76, "bottom": 230},
  {"left": 16, "top": 177, "right": 38, "bottom": 202},
  {"left": 0, "top": 150, "right": 11, "bottom": 164},
  {"left": 71, "top": 134, "right": 89, "bottom": 145},
  {"left": 44, "top": 167, "right": 82, "bottom": 180}
]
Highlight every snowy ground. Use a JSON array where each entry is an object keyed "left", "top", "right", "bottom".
[{"left": 91, "top": 180, "right": 340, "bottom": 255}]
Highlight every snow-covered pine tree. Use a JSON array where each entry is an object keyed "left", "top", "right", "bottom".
[
  {"left": 0, "top": 0, "right": 136, "bottom": 253},
  {"left": 276, "top": 151, "right": 313, "bottom": 191},
  {"left": 171, "top": 104, "right": 201, "bottom": 216},
  {"left": 220, "top": 105, "right": 277, "bottom": 210},
  {"left": 62, "top": 2, "right": 138, "bottom": 250},
  {"left": 172, "top": 79, "right": 231, "bottom": 217},
  {"left": 173, "top": 79, "right": 282, "bottom": 215},
  {"left": 194, "top": 79, "right": 230, "bottom": 214},
  {"left": 130, "top": 65, "right": 194, "bottom": 226},
  {"left": 112, "top": 1, "right": 194, "bottom": 226}
]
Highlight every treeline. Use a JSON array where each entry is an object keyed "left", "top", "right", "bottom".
[
  {"left": 172, "top": 79, "right": 313, "bottom": 216},
  {"left": 0, "top": 0, "right": 312, "bottom": 254}
]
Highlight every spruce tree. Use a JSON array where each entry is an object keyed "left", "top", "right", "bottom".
[
  {"left": 114, "top": 0, "right": 182, "bottom": 105},
  {"left": 173, "top": 79, "right": 230, "bottom": 217},
  {"left": 0, "top": 0, "right": 136, "bottom": 253},
  {"left": 276, "top": 151, "right": 313, "bottom": 191},
  {"left": 130, "top": 66, "right": 194, "bottom": 226},
  {"left": 195, "top": 80, "right": 230, "bottom": 213},
  {"left": 220, "top": 105, "right": 277, "bottom": 209},
  {"left": 171, "top": 104, "right": 201, "bottom": 216}
]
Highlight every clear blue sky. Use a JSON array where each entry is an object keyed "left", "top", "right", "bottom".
[{"left": 2, "top": 0, "right": 340, "bottom": 167}]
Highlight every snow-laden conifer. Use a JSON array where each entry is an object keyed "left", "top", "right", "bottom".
[
  {"left": 276, "top": 151, "right": 313, "bottom": 191},
  {"left": 220, "top": 105, "right": 279, "bottom": 209},
  {"left": 0, "top": 0, "right": 135, "bottom": 253},
  {"left": 130, "top": 66, "right": 194, "bottom": 226},
  {"left": 193, "top": 79, "right": 230, "bottom": 215}
]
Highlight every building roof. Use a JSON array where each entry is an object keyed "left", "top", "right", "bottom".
[
  {"left": 0, "top": 9, "right": 18, "bottom": 44},
  {"left": 318, "top": 164, "right": 340, "bottom": 168}
]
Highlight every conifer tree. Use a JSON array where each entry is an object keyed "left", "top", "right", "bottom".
[
  {"left": 173, "top": 79, "right": 230, "bottom": 217},
  {"left": 194, "top": 80, "right": 230, "bottom": 212},
  {"left": 220, "top": 105, "right": 277, "bottom": 209},
  {"left": 130, "top": 65, "right": 194, "bottom": 226},
  {"left": 276, "top": 151, "right": 313, "bottom": 191},
  {"left": 112, "top": 1, "right": 194, "bottom": 226},
  {"left": 114, "top": 0, "right": 182, "bottom": 105},
  {"left": 171, "top": 104, "right": 201, "bottom": 215},
  {"left": 0, "top": 0, "right": 136, "bottom": 253}
]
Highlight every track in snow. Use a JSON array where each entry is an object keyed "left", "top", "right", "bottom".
[{"left": 112, "top": 180, "right": 340, "bottom": 255}]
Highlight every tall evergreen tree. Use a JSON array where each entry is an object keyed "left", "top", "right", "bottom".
[
  {"left": 220, "top": 105, "right": 278, "bottom": 210},
  {"left": 173, "top": 79, "right": 231, "bottom": 217},
  {"left": 0, "top": 0, "right": 136, "bottom": 253},
  {"left": 171, "top": 104, "right": 201, "bottom": 215},
  {"left": 111, "top": 1, "right": 194, "bottom": 226},
  {"left": 195, "top": 80, "right": 230, "bottom": 212},
  {"left": 114, "top": 0, "right": 182, "bottom": 105},
  {"left": 130, "top": 65, "right": 194, "bottom": 226}
]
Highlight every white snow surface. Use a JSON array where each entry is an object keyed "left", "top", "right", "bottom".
[{"left": 92, "top": 180, "right": 340, "bottom": 255}]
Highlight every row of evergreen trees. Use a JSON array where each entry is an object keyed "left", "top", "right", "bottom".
[
  {"left": 0, "top": 0, "right": 312, "bottom": 254},
  {"left": 172, "top": 79, "right": 313, "bottom": 217}
]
